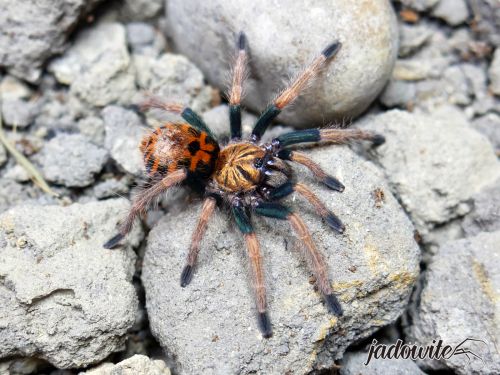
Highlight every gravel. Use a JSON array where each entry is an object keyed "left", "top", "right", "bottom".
[
  {"left": 462, "top": 179, "right": 500, "bottom": 237},
  {"left": 407, "top": 231, "right": 500, "bottom": 375},
  {"left": 49, "top": 22, "right": 136, "bottom": 107},
  {"left": 165, "top": 0, "right": 399, "bottom": 127},
  {"left": 431, "top": 0, "right": 470, "bottom": 26},
  {"left": 143, "top": 145, "right": 420, "bottom": 374},
  {"left": 471, "top": 112, "right": 500, "bottom": 151},
  {"left": 0, "top": 199, "right": 142, "bottom": 369},
  {"left": 133, "top": 53, "right": 214, "bottom": 113},
  {"left": 489, "top": 48, "right": 500, "bottom": 96},
  {"left": 102, "top": 105, "right": 144, "bottom": 176},
  {"left": 1, "top": 98, "right": 39, "bottom": 128},
  {"left": 35, "top": 133, "right": 108, "bottom": 188},
  {"left": 0, "top": 0, "right": 103, "bottom": 82},
  {"left": 83, "top": 355, "right": 170, "bottom": 375}
]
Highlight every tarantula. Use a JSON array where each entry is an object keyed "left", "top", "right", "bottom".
[{"left": 103, "top": 32, "right": 384, "bottom": 338}]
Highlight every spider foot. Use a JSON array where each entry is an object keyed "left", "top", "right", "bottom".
[
  {"left": 325, "top": 213, "right": 345, "bottom": 234},
  {"left": 323, "top": 176, "right": 345, "bottom": 192},
  {"left": 322, "top": 41, "right": 342, "bottom": 59},
  {"left": 325, "top": 293, "right": 343, "bottom": 317},
  {"left": 371, "top": 134, "right": 386, "bottom": 147},
  {"left": 103, "top": 233, "right": 124, "bottom": 249},
  {"left": 180, "top": 265, "right": 194, "bottom": 287},
  {"left": 258, "top": 312, "right": 273, "bottom": 338}
]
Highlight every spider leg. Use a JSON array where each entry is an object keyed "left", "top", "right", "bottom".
[
  {"left": 103, "top": 169, "right": 187, "bottom": 249},
  {"left": 254, "top": 202, "right": 343, "bottom": 316},
  {"left": 271, "top": 128, "right": 385, "bottom": 152},
  {"left": 232, "top": 204, "right": 272, "bottom": 338},
  {"left": 277, "top": 150, "right": 344, "bottom": 191},
  {"left": 140, "top": 93, "right": 215, "bottom": 138},
  {"left": 180, "top": 196, "right": 217, "bottom": 287},
  {"left": 268, "top": 182, "right": 344, "bottom": 233},
  {"left": 228, "top": 32, "right": 248, "bottom": 140},
  {"left": 251, "top": 41, "right": 341, "bottom": 141}
]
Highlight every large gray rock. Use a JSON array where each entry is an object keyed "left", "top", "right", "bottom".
[
  {"left": 102, "top": 106, "right": 144, "bottom": 176},
  {"left": 408, "top": 231, "right": 500, "bottom": 374},
  {"left": 36, "top": 133, "right": 108, "bottom": 188},
  {"left": 360, "top": 109, "right": 500, "bottom": 235},
  {"left": 142, "top": 146, "right": 420, "bottom": 374},
  {"left": 0, "top": 199, "right": 142, "bottom": 369},
  {"left": 340, "top": 350, "right": 426, "bottom": 375},
  {"left": 83, "top": 355, "right": 170, "bottom": 375},
  {"left": 165, "top": 0, "right": 398, "bottom": 127},
  {"left": 49, "top": 22, "right": 136, "bottom": 107},
  {"left": 0, "top": 0, "right": 103, "bottom": 82}
]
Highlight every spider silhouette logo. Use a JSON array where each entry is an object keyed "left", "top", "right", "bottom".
[
  {"left": 103, "top": 32, "right": 385, "bottom": 338},
  {"left": 447, "top": 338, "right": 489, "bottom": 366}
]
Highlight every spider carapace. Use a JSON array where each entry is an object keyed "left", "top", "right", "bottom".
[{"left": 104, "top": 32, "right": 385, "bottom": 338}]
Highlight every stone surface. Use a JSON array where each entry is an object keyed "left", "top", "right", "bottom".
[
  {"left": 408, "top": 231, "right": 500, "bottom": 374},
  {"left": 396, "top": 0, "right": 439, "bottom": 11},
  {"left": 36, "top": 133, "right": 108, "bottom": 188},
  {"left": 133, "top": 53, "right": 214, "bottom": 113},
  {"left": 0, "top": 0, "right": 103, "bottom": 82},
  {"left": 0, "top": 199, "right": 141, "bottom": 369},
  {"left": 165, "top": 0, "right": 399, "bottom": 127},
  {"left": 431, "top": 0, "right": 469, "bottom": 26},
  {"left": 49, "top": 22, "right": 136, "bottom": 107},
  {"left": 0, "top": 76, "right": 32, "bottom": 101},
  {"left": 360, "top": 109, "right": 500, "bottom": 234},
  {"left": 142, "top": 146, "right": 420, "bottom": 374},
  {"left": 471, "top": 0, "right": 500, "bottom": 47},
  {"left": 379, "top": 79, "right": 416, "bottom": 108},
  {"left": 462, "top": 180, "right": 500, "bottom": 237},
  {"left": 471, "top": 113, "right": 500, "bottom": 150},
  {"left": 1, "top": 99, "right": 39, "bottom": 128},
  {"left": 127, "top": 23, "right": 156, "bottom": 49},
  {"left": 119, "top": 0, "right": 163, "bottom": 21},
  {"left": 340, "top": 350, "right": 426, "bottom": 375},
  {"left": 398, "top": 23, "right": 432, "bottom": 58},
  {"left": 102, "top": 106, "right": 144, "bottom": 176},
  {"left": 83, "top": 355, "right": 170, "bottom": 375},
  {"left": 489, "top": 48, "right": 500, "bottom": 96}
]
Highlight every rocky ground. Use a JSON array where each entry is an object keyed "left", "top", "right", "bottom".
[{"left": 0, "top": 0, "right": 499, "bottom": 374}]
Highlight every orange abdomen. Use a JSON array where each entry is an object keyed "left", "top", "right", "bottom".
[{"left": 140, "top": 123, "right": 219, "bottom": 179}]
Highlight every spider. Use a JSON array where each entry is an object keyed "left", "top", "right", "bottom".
[{"left": 103, "top": 32, "right": 384, "bottom": 338}]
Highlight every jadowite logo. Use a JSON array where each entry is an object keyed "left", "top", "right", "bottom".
[{"left": 364, "top": 338, "right": 489, "bottom": 366}]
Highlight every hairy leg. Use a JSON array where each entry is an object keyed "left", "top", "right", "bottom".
[
  {"left": 103, "top": 169, "right": 187, "bottom": 249},
  {"left": 180, "top": 196, "right": 217, "bottom": 287},
  {"left": 232, "top": 205, "right": 272, "bottom": 338},
  {"left": 272, "top": 128, "right": 385, "bottom": 150},
  {"left": 252, "top": 42, "right": 342, "bottom": 141},
  {"left": 228, "top": 32, "right": 248, "bottom": 140},
  {"left": 254, "top": 202, "right": 343, "bottom": 316},
  {"left": 268, "top": 182, "right": 344, "bottom": 233},
  {"left": 140, "top": 93, "right": 215, "bottom": 138},
  {"left": 277, "top": 150, "right": 344, "bottom": 191}
]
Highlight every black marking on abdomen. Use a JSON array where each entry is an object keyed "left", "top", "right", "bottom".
[{"left": 188, "top": 140, "right": 201, "bottom": 155}]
